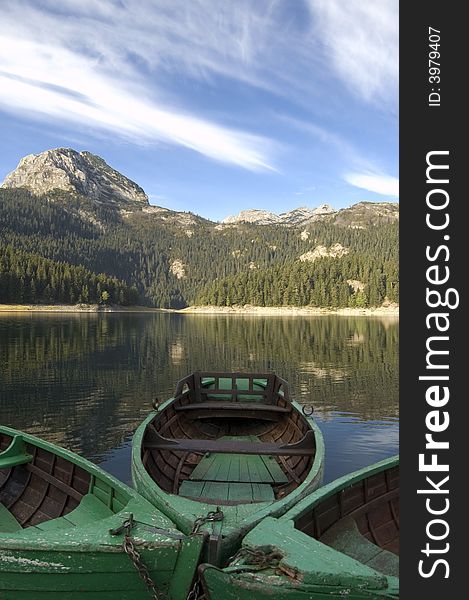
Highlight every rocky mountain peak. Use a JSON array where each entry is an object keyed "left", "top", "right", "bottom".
[
  {"left": 222, "top": 204, "right": 336, "bottom": 227},
  {"left": 1, "top": 148, "right": 149, "bottom": 205}
]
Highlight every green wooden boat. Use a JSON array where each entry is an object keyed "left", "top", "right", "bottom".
[
  {"left": 0, "top": 425, "right": 204, "bottom": 599},
  {"left": 132, "top": 372, "right": 325, "bottom": 565},
  {"left": 198, "top": 455, "right": 399, "bottom": 600}
]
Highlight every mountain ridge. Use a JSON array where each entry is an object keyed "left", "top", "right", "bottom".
[
  {"left": 1, "top": 148, "right": 399, "bottom": 229},
  {"left": 0, "top": 148, "right": 399, "bottom": 309}
]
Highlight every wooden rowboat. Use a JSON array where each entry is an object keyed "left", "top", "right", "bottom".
[
  {"left": 0, "top": 425, "right": 204, "bottom": 599},
  {"left": 198, "top": 455, "right": 399, "bottom": 599},
  {"left": 132, "top": 372, "right": 325, "bottom": 565}
]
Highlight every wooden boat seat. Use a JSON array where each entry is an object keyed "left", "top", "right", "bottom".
[
  {"left": 0, "top": 502, "right": 22, "bottom": 533},
  {"left": 175, "top": 402, "right": 291, "bottom": 421},
  {"left": 319, "top": 516, "right": 399, "bottom": 578},
  {"left": 176, "top": 402, "right": 290, "bottom": 413},
  {"left": 0, "top": 435, "right": 33, "bottom": 469},
  {"left": 146, "top": 429, "right": 315, "bottom": 456},
  {"left": 7, "top": 494, "right": 115, "bottom": 536}
]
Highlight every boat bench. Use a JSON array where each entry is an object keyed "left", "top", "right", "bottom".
[
  {"left": 146, "top": 429, "right": 315, "bottom": 456},
  {"left": 0, "top": 494, "right": 114, "bottom": 536},
  {"left": 179, "top": 436, "right": 288, "bottom": 504},
  {"left": 319, "top": 516, "right": 399, "bottom": 578},
  {"left": 176, "top": 402, "right": 291, "bottom": 421}
]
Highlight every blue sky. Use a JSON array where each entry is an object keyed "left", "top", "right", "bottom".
[{"left": 0, "top": 0, "right": 398, "bottom": 221}]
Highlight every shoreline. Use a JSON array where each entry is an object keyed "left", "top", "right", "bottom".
[
  {"left": 0, "top": 304, "right": 157, "bottom": 313},
  {"left": 175, "top": 305, "right": 399, "bottom": 316},
  {"left": 0, "top": 303, "right": 399, "bottom": 316}
]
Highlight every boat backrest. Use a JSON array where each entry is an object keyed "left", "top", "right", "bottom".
[{"left": 174, "top": 372, "right": 291, "bottom": 406}]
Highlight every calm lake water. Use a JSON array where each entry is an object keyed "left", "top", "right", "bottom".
[{"left": 0, "top": 313, "right": 398, "bottom": 484}]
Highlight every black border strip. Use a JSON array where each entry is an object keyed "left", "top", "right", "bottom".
[{"left": 400, "top": 2, "right": 464, "bottom": 597}]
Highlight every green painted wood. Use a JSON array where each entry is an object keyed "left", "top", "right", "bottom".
[
  {"left": 180, "top": 479, "right": 274, "bottom": 504},
  {"left": 198, "top": 458, "right": 400, "bottom": 599},
  {"left": 202, "top": 481, "right": 230, "bottom": 502},
  {"left": 61, "top": 494, "right": 114, "bottom": 526},
  {"left": 190, "top": 437, "right": 285, "bottom": 485},
  {"left": 201, "top": 565, "right": 399, "bottom": 600},
  {"left": 170, "top": 535, "right": 206, "bottom": 599},
  {"left": 179, "top": 480, "right": 205, "bottom": 498},
  {"left": 18, "top": 495, "right": 116, "bottom": 534},
  {"left": 0, "top": 502, "right": 22, "bottom": 533},
  {"left": 132, "top": 383, "right": 326, "bottom": 565},
  {"left": 238, "top": 454, "right": 251, "bottom": 483},
  {"left": 246, "top": 455, "right": 273, "bottom": 484},
  {"left": 199, "top": 456, "right": 226, "bottom": 482},
  {"left": 212, "top": 517, "right": 393, "bottom": 593},
  {"left": 189, "top": 453, "right": 218, "bottom": 480},
  {"left": 250, "top": 483, "right": 275, "bottom": 502},
  {"left": 260, "top": 455, "right": 289, "bottom": 484},
  {"left": 31, "top": 518, "right": 71, "bottom": 533},
  {"left": 0, "top": 435, "right": 33, "bottom": 469},
  {"left": 208, "top": 454, "right": 232, "bottom": 481},
  {"left": 226, "top": 482, "right": 252, "bottom": 502},
  {"left": 320, "top": 516, "right": 399, "bottom": 578},
  {"left": 0, "top": 425, "right": 203, "bottom": 600},
  {"left": 203, "top": 377, "right": 266, "bottom": 402},
  {"left": 227, "top": 454, "right": 241, "bottom": 482}
]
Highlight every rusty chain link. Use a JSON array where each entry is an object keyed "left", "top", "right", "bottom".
[
  {"left": 186, "top": 577, "right": 203, "bottom": 600},
  {"left": 110, "top": 514, "right": 164, "bottom": 600},
  {"left": 190, "top": 507, "right": 224, "bottom": 534}
]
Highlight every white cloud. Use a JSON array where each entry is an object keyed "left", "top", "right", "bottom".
[
  {"left": 345, "top": 172, "right": 399, "bottom": 197},
  {"left": 0, "top": 0, "right": 397, "bottom": 170},
  {"left": 0, "top": 3, "right": 279, "bottom": 172},
  {"left": 307, "top": 0, "right": 398, "bottom": 106}
]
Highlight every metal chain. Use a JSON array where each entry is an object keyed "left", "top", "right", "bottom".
[
  {"left": 110, "top": 514, "right": 163, "bottom": 600},
  {"left": 186, "top": 577, "right": 203, "bottom": 600},
  {"left": 191, "top": 507, "right": 224, "bottom": 534}
]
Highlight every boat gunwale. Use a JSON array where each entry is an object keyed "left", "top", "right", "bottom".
[{"left": 279, "top": 454, "right": 399, "bottom": 524}]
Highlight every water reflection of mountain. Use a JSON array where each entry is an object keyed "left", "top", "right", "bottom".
[{"left": 0, "top": 314, "right": 398, "bottom": 462}]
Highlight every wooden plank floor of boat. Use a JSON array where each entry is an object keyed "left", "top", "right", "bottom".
[
  {"left": 0, "top": 495, "right": 114, "bottom": 535},
  {"left": 179, "top": 436, "right": 288, "bottom": 504}
]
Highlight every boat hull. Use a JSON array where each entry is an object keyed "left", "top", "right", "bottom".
[
  {"left": 0, "top": 426, "right": 204, "bottom": 599},
  {"left": 200, "top": 564, "right": 399, "bottom": 600},
  {"left": 199, "top": 456, "right": 399, "bottom": 599},
  {"left": 132, "top": 373, "right": 325, "bottom": 565},
  {"left": 0, "top": 537, "right": 203, "bottom": 599}
]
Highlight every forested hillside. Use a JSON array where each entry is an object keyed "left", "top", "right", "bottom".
[{"left": 0, "top": 186, "right": 399, "bottom": 309}]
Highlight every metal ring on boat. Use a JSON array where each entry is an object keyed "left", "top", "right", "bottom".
[
  {"left": 302, "top": 404, "right": 314, "bottom": 417},
  {"left": 152, "top": 397, "right": 160, "bottom": 410}
]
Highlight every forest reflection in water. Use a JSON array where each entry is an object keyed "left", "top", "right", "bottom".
[{"left": 0, "top": 312, "right": 398, "bottom": 483}]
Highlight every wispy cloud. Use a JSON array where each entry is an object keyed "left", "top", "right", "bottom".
[
  {"left": 0, "top": 2, "right": 281, "bottom": 171},
  {"left": 0, "top": 1, "right": 397, "bottom": 172},
  {"left": 345, "top": 172, "right": 399, "bottom": 197},
  {"left": 307, "top": 0, "right": 398, "bottom": 107}
]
